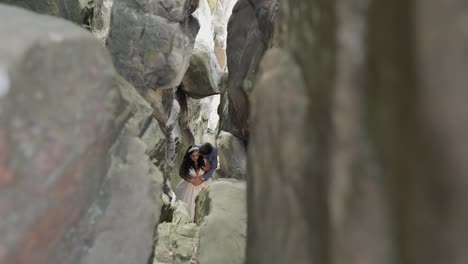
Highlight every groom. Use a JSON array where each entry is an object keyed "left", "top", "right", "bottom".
[{"left": 197, "top": 142, "right": 218, "bottom": 182}]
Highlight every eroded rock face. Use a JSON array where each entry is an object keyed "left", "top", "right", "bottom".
[
  {"left": 107, "top": 0, "right": 200, "bottom": 92},
  {"left": 92, "top": 0, "right": 114, "bottom": 41},
  {"left": 0, "top": 0, "right": 85, "bottom": 23},
  {"left": 77, "top": 129, "right": 164, "bottom": 264},
  {"left": 107, "top": 0, "right": 202, "bottom": 190},
  {"left": 217, "top": 131, "right": 246, "bottom": 179},
  {"left": 212, "top": 0, "right": 238, "bottom": 70},
  {"left": 223, "top": 0, "right": 278, "bottom": 142},
  {"left": 154, "top": 222, "right": 199, "bottom": 264},
  {"left": 248, "top": 0, "right": 468, "bottom": 264},
  {"left": 154, "top": 200, "right": 197, "bottom": 264},
  {"left": 135, "top": 0, "right": 199, "bottom": 22},
  {"left": 181, "top": 44, "right": 222, "bottom": 98},
  {"left": 247, "top": 49, "right": 317, "bottom": 264},
  {"left": 0, "top": 5, "right": 164, "bottom": 263},
  {"left": 195, "top": 179, "right": 247, "bottom": 264}
]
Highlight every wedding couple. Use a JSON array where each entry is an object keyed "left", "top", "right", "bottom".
[{"left": 176, "top": 142, "right": 218, "bottom": 220}]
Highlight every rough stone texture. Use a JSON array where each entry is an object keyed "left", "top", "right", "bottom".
[
  {"left": 217, "top": 131, "right": 246, "bottom": 179},
  {"left": 223, "top": 0, "right": 278, "bottom": 141},
  {"left": 77, "top": 134, "right": 164, "bottom": 264},
  {"left": 187, "top": 96, "right": 219, "bottom": 145},
  {"left": 212, "top": 0, "right": 238, "bottom": 70},
  {"left": 217, "top": 73, "right": 231, "bottom": 132},
  {"left": 195, "top": 179, "right": 247, "bottom": 264},
  {"left": 0, "top": 6, "right": 164, "bottom": 263},
  {"left": 247, "top": 0, "right": 468, "bottom": 264},
  {"left": 0, "top": 5, "right": 117, "bottom": 263},
  {"left": 135, "top": 0, "right": 199, "bottom": 22},
  {"left": 203, "top": 94, "right": 221, "bottom": 143},
  {"left": 181, "top": 44, "right": 222, "bottom": 98},
  {"left": 0, "top": 0, "right": 85, "bottom": 23},
  {"left": 154, "top": 200, "right": 198, "bottom": 264},
  {"left": 212, "top": 168, "right": 226, "bottom": 179},
  {"left": 172, "top": 200, "right": 192, "bottom": 225},
  {"left": 145, "top": 89, "right": 180, "bottom": 143},
  {"left": 92, "top": 0, "right": 114, "bottom": 41},
  {"left": 153, "top": 222, "right": 199, "bottom": 264},
  {"left": 248, "top": 49, "right": 319, "bottom": 264},
  {"left": 130, "top": 83, "right": 183, "bottom": 192},
  {"left": 105, "top": 0, "right": 226, "bottom": 193},
  {"left": 182, "top": 0, "right": 222, "bottom": 99},
  {"left": 140, "top": 117, "right": 166, "bottom": 164},
  {"left": 107, "top": 0, "right": 200, "bottom": 92},
  {"left": 107, "top": 0, "right": 201, "bottom": 188}
]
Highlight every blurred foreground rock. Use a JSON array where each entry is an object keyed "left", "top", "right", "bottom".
[{"left": 0, "top": 5, "right": 164, "bottom": 263}]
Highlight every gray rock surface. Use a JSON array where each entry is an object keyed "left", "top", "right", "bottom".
[
  {"left": 223, "top": 0, "right": 278, "bottom": 141},
  {"left": 0, "top": 5, "right": 118, "bottom": 263},
  {"left": 195, "top": 179, "right": 247, "bottom": 264},
  {"left": 154, "top": 197, "right": 198, "bottom": 264},
  {"left": 247, "top": 0, "right": 468, "bottom": 263},
  {"left": 107, "top": 0, "right": 200, "bottom": 91},
  {"left": 0, "top": 5, "right": 164, "bottom": 263},
  {"left": 50, "top": 70, "right": 166, "bottom": 264},
  {"left": 154, "top": 222, "right": 199, "bottom": 264},
  {"left": 92, "top": 0, "right": 114, "bottom": 41},
  {"left": 0, "top": 0, "right": 86, "bottom": 23},
  {"left": 217, "top": 74, "right": 231, "bottom": 133},
  {"left": 136, "top": 0, "right": 199, "bottom": 22},
  {"left": 217, "top": 131, "right": 246, "bottom": 179},
  {"left": 188, "top": 95, "right": 218, "bottom": 144},
  {"left": 247, "top": 49, "right": 315, "bottom": 264},
  {"left": 182, "top": 0, "right": 222, "bottom": 99},
  {"left": 211, "top": 0, "right": 238, "bottom": 70},
  {"left": 182, "top": 44, "right": 222, "bottom": 98},
  {"left": 79, "top": 135, "right": 164, "bottom": 264}
]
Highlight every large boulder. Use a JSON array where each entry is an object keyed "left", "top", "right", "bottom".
[
  {"left": 107, "top": 0, "right": 200, "bottom": 186},
  {"left": 181, "top": 44, "right": 222, "bottom": 98},
  {"left": 107, "top": 0, "right": 200, "bottom": 92},
  {"left": 217, "top": 131, "right": 246, "bottom": 179},
  {"left": 0, "top": 5, "right": 164, "bottom": 263},
  {"left": 182, "top": 0, "right": 222, "bottom": 99},
  {"left": 77, "top": 129, "right": 164, "bottom": 264},
  {"left": 195, "top": 179, "right": 247, "bottom": 264},
  {"left": 247, "top": 49, "right": 315, "bottom": 264},
  {"left": 0, "top": 0, "right": 86, "bottom": 23},
  {"left": 248, "top": 0, "right": 468, "bottom": 264},
  {"left": 223, "top": 0, "right": 278, "bottom": 141}
]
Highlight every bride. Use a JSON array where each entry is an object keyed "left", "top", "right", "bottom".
[{"left": 176, "top": 145, "right": 211, "bottom": 220}]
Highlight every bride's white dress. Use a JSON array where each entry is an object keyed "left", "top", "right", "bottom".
[{"left": 176, "top": 167, "right": 210, "bottom": 220}]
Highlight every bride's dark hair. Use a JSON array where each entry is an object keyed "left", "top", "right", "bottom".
[{"left": 180, "top": 145, "right": 205, "bottom": 178}]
